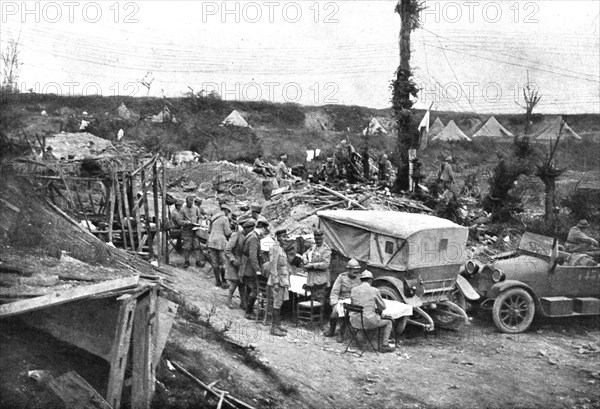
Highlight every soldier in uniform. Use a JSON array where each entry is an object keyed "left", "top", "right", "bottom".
[
  {"left": 266, "top": 229, "right": 292, "bottom": 336},
  {"left": 324, "top": 258, "right": 362, "bottom": 342},
  {"left": 566, "top": 219, "right": 599, "bottom": 253},
  {"left": 180, "top": 195, "right": 205, "bottom": 268},
  {"left": 319, "top": 158, "right": 339, "bottom": 183},
  {"left": 302, "top": 229, "right": 331, "bottom": 311},
  {"left": 349, "top": 270, "right": 394, "bottom": 353},
  {"left": 207, "top": 203, "right": 233, "bottom": 287},
  {"left": 240, "top": 218, "right": 269, "bottom": 319},
  {"left": 224, "top": 216, "right": 247, "bottom": 308},
  {"left": 170, "top": 200, "right": 184, "bottom": 252}
]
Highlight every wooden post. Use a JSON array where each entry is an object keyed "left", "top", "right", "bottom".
[
  {"left": 121, "top": 173, "right": 136, "bottom": 251},
  {"left": 133, "top": 172, "right": 144, "bottom": 253},
  {"left": 152, "top": 161, "right": 161, "bottom": 264},
  {"left": 161, "top": 158, "right": 168, "bottom": 265},
  {"left": 106, "top": 295, "right": 137, "bottom": 409},
  {"left": 113, "top": 173, "right": 128, "bottom": 250},
  {"left": 108, "top": 179, "right": 115, "bottom": 244},
  {"left": 74, "top": 182, "right": 92, "bottom": 231},
  {"left": 141, "top": 166, "right": 154, "bottom": 258},
  {"left": 131, "top": 288, "right": 158, "bottom": 409},
  {"left": 87, "top": 181, "right": 96, "bottom": 215}
]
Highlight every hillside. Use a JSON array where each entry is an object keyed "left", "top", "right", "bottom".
[{"left": 2, "top": 93, "right": 599, "bottom": 175}]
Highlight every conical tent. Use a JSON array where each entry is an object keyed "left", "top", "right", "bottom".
[
  {"left": 473, "top": 116, "right": 514, "bottom": 138},
  {"left": 221, "top": 110, "right": 249, "bottom": 127},
  {"left": 429, "top": 117, "right": 444, "bottom": 138},
  {"left": 431, "top": 120, "right": 471, "bottom": 142},
  {"left": 362, "top": 117, "right": 388, "bottom": 135},
  {"left": 535, "top": 116, "right": 581, "bottom": 141}
]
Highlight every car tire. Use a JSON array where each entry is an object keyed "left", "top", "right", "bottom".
[
  {"left": 492, "top": 288, "right": 535, "bottom": 334},
  {"left": 375, "top": 283, "right": 401, "bottom": 301}
]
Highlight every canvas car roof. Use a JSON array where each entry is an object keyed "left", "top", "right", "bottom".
[{"left": 317, "top": 210, "right": 464, "bottom": 238}]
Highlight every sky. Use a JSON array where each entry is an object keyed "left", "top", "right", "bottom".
[{"left": 1, "top": 0, "right": 599, "bottom": 114}]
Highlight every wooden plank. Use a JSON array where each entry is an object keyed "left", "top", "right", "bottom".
[
  {"left": 141, "top": 167, "right": 154, "bottom": 258},
  {"left": 153, "top": 161, "right": 161, "bottom": 263},
  {"left": 108, "top": 178, "right": 115, "bottom": 243},
  {"left": 113, "top": 174, "right": 129, "bottom": 250},
  {"left": 131, "top": 288, "right": 158, "bottom": 409},
  {"left": 121, "top": 174, "right": 136, "bottom": 251},
  {"left": 161, "top": 158, "right": 168, "bottom": 265},
  {"left": 0, "top": 197, "right": 20, "bottom": 213},
  {"left": 316, "top": 185, "right": 368, "bottom": 210},
  {"left": 0, "top": 275, "right": 139, "bottom": 318},
  {"left": 47, "top": 371, "right": 112, "bottom": 409},
  {"left": 154, "top": 296, "right": 178, "bottom": 367},
  {"left": 106, "top": 295, "right": 137, "bottom": 409},
  {"left": 133, "top": 172, "right": 144, "bottom": 253}
]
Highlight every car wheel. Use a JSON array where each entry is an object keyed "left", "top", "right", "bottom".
[
  {"left": 375, "top": 283, "right": 401, "bottom": 301},
  {"left": 492, "top": 288, "right": 535, "bottom": 334},
  {"left": 449, "top": 283, "right": 468, "bottom": 312}
]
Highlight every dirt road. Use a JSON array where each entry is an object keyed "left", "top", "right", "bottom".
[{"left": 163, "top": 258, "right": 600, "bottom": 409}]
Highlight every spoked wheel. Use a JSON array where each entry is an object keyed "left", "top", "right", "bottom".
[
  {"left": 492, "top": 288, "right": 535, "bottom": 334},
  {"left": 374, "top": 283, "right": 409, "bottom": 337},
  {"left": 430, "top": 301, "right": 468, "bottom": 331},
  {"left": 229, "top": 183, "right": 249, "bottom": 197},
  {"left": 198, "top": 182, "right": 214, "bottom": 196}
]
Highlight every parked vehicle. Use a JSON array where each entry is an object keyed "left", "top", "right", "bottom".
[
  {"left": 461, "top": 232, "right": 600, "bottom": 333},
  {"left": 317, "top": 210, "right": 480, "bottom": 333}
]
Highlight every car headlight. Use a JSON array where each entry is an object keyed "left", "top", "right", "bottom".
[
  {"left": 466, "top": 260, "right": 479, "bottom": 275},
  {"left": 492, "top": 269, "right": 506, "bottom": 283}
]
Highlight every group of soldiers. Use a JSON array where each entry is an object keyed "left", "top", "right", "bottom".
[{"left": 169, "top": 199, "right": 396, "bottom": 351}]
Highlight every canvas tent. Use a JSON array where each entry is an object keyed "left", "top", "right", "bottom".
[
  {"left": 362, "top": 117, "right": 388, "bottom": 135},
  {"left": 472, "top": 116, "right": 514, "bottom": 139},
  {"left": 221, "top": 110, "right": 249, "bottom": 127},
  {"left": 431, "top": 120, "right": 471, "bottom": 142},
  {"left": 151, "top": 106, "right": 177, "bottom": 123},
  {"left": 535, "top": 116, "right": 582, "bottom": 142},
  {"left": 429, "top": 117, "right": 444, "bottom": 138}
]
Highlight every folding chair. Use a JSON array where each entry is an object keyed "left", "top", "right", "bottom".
[
  {"left": 166, "top": 228, "right": 182, "bottom": 255},
  {"left": 342, "top": 303, "right": 383, "bottom": 357}
]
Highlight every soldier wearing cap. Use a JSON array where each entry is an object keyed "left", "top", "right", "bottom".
[
  {"left": 349, "top": 270, "right": 394, "bottom": 353},
  {"left": 240, "top": 218, "right": 269, "bottom": 319},
  {"left": 265, "top": 229, "right": 292, "bottom": 336},
  {"left": 566, "top": 219, "right": 599, "bottom": 253},
  {"left": 319, "top": 157, "right": 339, "bottom": 183},
  {"left": 170, "top": 199, "right": 185, "bottom": 252},
  {"left": 378, "top": 154, "right": 394, "bottom": 187},
  {"left": 324, "top": 258, "right": 362, "bottom": 341},
  {"left": 437, "top": 156, "right": 455, "bottom": 191},
  {"left": 207, "top": 203, "right": 233, "bottom": 287},
  {"left": 302, "top": 228, "right": 332, "bottom": 309},
  {"left": 181, "top": 195, "right": 206, "bottom": 268},
  {"left": 224, "top": 215, "right": 251, "bottom": 308},
  {"left": 244, "top": 204, "right": 263, "bottom": 221},
  {"left": 276, "top": 154, "right": 296, "bottom": 186}
]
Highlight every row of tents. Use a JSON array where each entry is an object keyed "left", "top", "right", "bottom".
[{"left": 429, "top": 115, "right": 582, "bottom": 143}]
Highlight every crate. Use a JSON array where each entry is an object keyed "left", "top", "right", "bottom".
[
  {"left": 540, "top": 297, "right": 573, "bottom": 316},
  {"left": 573, "top": 298, "right": 600, "bottom": 314}
]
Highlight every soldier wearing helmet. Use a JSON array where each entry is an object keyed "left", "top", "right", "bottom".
[
  {"left": 324, "top": 258, "right": 362, "bottom": 341},
  {"left": 349, "top": 270, "right": 395, "bottom": 353}
]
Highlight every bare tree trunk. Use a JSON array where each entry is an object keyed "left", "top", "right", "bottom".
[{"left": 544, "top": 180, "right": 555, "bottom": 223}]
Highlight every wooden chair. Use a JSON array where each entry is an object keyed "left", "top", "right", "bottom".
[
  {"left": 342, "top": 303, "right": 385, "bottom": 357},
  {"left": 296, "top": 288, "right": 323, "bottom": 327}
]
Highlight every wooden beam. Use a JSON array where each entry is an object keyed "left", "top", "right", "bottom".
[
  {"left": 113, "top": 173, "right": 129, "bottom": 250},
  {"left": 315, "top": 185, "right": 367, "bottom": 209},
  {"left": 121, "top": 174, "right": 136, "bottom": 251},
  {"left": 46, "top": 371, "right": 113, "bottom": 409},
  {"left": 108, "top": 178, "right": 115, "bottom": 244},
  {"left": 154, "top": 296, "right": 178, "bottom": 367},
  {"left": 106, "top": 295, "right": 137, "bottom": 409},
  {"left": 161, "top": 158, "right": 168, "bottom": 265},
  {"left": 153, "top": 161, "right": 161, "bottom": 264},
  {"left": 131, "top": 288, "right": 157, "bottom": 409},
  {"left": 0, "top": 275, "right": 139, "bottom": 318}
]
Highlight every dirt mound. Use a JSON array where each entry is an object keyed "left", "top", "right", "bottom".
[{"left": 167, "top": 161, "right": 267, "bottom": 203}]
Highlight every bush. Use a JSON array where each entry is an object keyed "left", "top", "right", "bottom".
[{"left": 563, "top": 188, "right": 600, "bottom": 224}]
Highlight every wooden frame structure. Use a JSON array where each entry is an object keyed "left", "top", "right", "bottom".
[{"left": 17, "top": 153, "right": 170, "bottom": 265}]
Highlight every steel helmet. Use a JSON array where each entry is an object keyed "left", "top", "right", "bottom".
[
  {"left": 360, "top": 270, "right": 373, "bottom": 280},
  {"left": 346, "top": 258, "right": 361, "bottom": 270}
]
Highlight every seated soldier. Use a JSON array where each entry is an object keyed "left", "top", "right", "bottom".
[
  {"left": 253, "top": 154, "right": 275, "bottom": 177},
  {"left": 319, "top": 158, "right": 339, "bottom": 183},
  {"left": 349, "top": 270, "right": 394, "bottom": 353},
  {"left": 324, "top": 258, "right": 362, "bottom": 342},
  {"left": 565, "top": 219, "right": 599, "bottom": 253}
]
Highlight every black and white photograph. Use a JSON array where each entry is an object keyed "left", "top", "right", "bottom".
[{"left": 1, "top": 1, "right": 599, "bottom": 408}]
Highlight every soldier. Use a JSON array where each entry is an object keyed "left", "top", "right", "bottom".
[
  {"left": 319, "top": 158, "right": 339, "bottom": 183},
  {"left": 276, "top": 154, "right": 297, "bottom": 186},
  {"left": 207, "top": 203, "right": 233, "bottom": 287},
  {"left": 437, "top": 156, "right": 455, "bottom": 191},
  {"left": 566, "top": 219, "right": 599, "bottom": 253},
  {"left": 240, "top": 218, "right": 269, "bottom": 319},
  {"left": 349, "top": 270, "right": 394, "bottom": 353},
  {"left": 180, "top": 195, "right": 205, "bottom": 268},
  {"left": 266, "top": 229, "right": 292, "bottom": 336},
  {"left": 302, "top": 229, "right": 331, "bottom": 310},
  {"left": 324, "top": 258, "right": 362, "bottom": 342},
  {"left": 170, "top": 200, "right": 184, "bottom": 252},
  {"left": 378, "top": 154, "right": 393, "bottom": 187},
  {"left": 224, "top": 217, "right": 246, "bottom": 308}
]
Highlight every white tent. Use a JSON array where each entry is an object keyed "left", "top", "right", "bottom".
[
  {"left": 362, "top": 118, "right": 387, "bottom": 135},
  {"left": 473, "top": 116, "right": 514, "bottom": 138},
  {"left": 151, "top": 106, "right": 177, "bottom": 123},
  {"left": 221, "top": 110, "right": 249, "bottom": 127},
  {"left": 431, "top": 120, "right": 471, "bottom": 142},
  {"left": 429, "top": 117, "right": 444, "bottom": 138},
  {"left": 535, "top": 116, "right": 582, "bottom": 142}
]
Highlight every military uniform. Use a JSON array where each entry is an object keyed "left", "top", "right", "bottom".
[
  {"left": 350, "top": 281, "right": 392, "bottom": 348},
  {"left": 267, "top": 242, "right": 291, "bottom": 309},
  {"left": 208, "top": 211, "right": 232, "bottom": 286},
  {"left": 240, "top": 229, "right": 263, "bottom": 317},
  {"left": 302, "top": 241, "right": 331, "bottom": 304},
  {"left": 566, "top": 226, "right": 599, "bottom": 252},
  {"left": 181, "top": 203, "right": 205, "bottom": 266}
]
